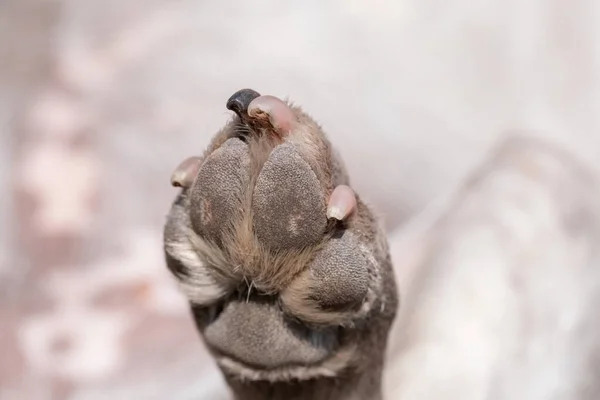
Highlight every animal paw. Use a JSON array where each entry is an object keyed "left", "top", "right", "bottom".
[{"left": 164, "top": 89, "right": 387, "bottom": 328}]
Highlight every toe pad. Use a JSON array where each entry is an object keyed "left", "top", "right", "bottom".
[{"left": 252, "top": 143, "right": 327, "bottom": 250}]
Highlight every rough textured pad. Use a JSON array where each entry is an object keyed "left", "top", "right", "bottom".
[
  {"left": 190, "top": 138, "right": 250, "bottom": 245},
  {"left": 252, "top": 142, "right": 327, "bottom": 250},
  {"left": 203, "top": 298, "right": 339, "bottom": 368},
  {"left": 282, "top": 231, "right": 369, "bottom": 317},
  {"left": 307, "top": 232, "right": 369, "bottom": 310}
]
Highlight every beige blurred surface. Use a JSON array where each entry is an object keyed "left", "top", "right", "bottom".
[
  {"left": 384, "top": 136, "right": 600, "bottom": 399},
  {"left": 2, "top": 0, "right": 600, "bottom": 398}
]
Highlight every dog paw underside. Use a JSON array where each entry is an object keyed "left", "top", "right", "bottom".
[{"left": 164, "top": 105, "right": 384, "bottom": 377}]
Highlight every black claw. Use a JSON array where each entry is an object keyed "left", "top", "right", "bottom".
[{"left": 226, "top": 88, "right": 261, "bottom": 118}]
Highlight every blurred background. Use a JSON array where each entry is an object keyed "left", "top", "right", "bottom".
[{"left": 2, "top": 0, "right": 600, "bottom": 399}]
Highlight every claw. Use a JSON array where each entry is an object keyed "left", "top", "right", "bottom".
[
  {"left": 226, "top": 88, "right": 261, "bottom": 119},
  {"left": 248, "top": 95, "right": 297, "bottom": 136},
  {"left": 327, "top": 185, "right": 357, "bottom": 221},
  {"left": 170, "top": 156, "right": 202, "bottom": 188}
]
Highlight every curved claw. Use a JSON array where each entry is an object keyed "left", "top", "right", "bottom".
[
  {"left": 226, "top": 88, "right": 261, "bottom": 119},
  {"left": 248, "top": 95, "right": 297, "bottom": 136},
  {"left": 170, "top": 156, "right": 202, "bottom": 188},
  {"left": 327, "top": 185, "right": 357, "bottom": 221}
]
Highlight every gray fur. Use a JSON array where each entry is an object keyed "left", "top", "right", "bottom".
[{"left": 164, "top": 193, "right": 232, "bottom": 305}]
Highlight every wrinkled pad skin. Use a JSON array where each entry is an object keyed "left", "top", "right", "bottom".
[{"left": 204, "top": 298, "right": 339, "bottom": 368}]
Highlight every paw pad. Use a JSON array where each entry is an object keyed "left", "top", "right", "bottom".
[
  {"left": 189, "top": 138, "right": 250, "bottom": 246},
  {"left": 280, "top": 231, "right": 370, "bottom": 324},
  {"left": 252, "top": 142, "right": 327, "bottom": 250}
]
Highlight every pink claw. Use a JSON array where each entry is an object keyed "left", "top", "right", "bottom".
[
  {"left": 170, "top": 156, "right": 202, "bottom": 188},
  {"left": 247, "top": 95, "right": 297, "bottom": 135},
  {"left": 327, "top": 185, "right": 357, "bottom": 220}
]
